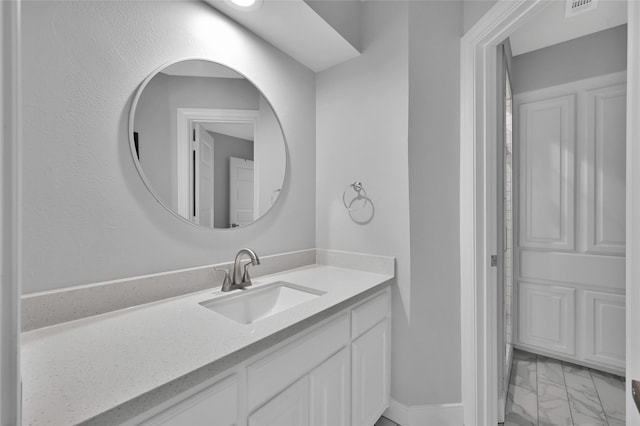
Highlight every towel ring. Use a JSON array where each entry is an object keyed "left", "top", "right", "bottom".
[{"left": 342, "top": 181, "right": 368, "bottom": 212}]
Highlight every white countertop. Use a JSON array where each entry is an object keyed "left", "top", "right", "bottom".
[{"left": 21, "top": 264, "right": 393, "bottom": 426}]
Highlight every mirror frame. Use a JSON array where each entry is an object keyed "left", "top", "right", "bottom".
[{"left": 128, "top": 57, "right": 289, "bottom": 230}]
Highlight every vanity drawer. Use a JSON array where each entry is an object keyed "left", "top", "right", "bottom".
[
  {"left": 351, "top": 289, "right": 390, "bottom": 338},
  {"left": 248, "top": 313, "right": 349, "bottom": 410}
]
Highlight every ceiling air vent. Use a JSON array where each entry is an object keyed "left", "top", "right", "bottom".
[{"left": 565, "top": 0, "right": 598, "bottom": 18}]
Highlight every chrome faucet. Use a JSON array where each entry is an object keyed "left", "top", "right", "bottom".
[{"left": 216, "top": 248, "right": 261, "bottom": 292}]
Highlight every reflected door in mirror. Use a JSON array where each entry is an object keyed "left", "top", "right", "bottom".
[{"left": 129, "top": 59, "right": 286, "bottom": 229}]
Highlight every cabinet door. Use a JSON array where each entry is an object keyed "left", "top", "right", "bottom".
[
  {"left": 310, "top": 348, "right": 350, "bottom": 426},
  {"left": 140, "top": 375, "right": 238, "bottom": 426},
  {"left": 517, "top": 282, "right": 575, "bottom": 356},
  {"left": 249, "top": 377, "right": 309, "bottom": 426},
  {"left": 352, "top": 319, "right": 390, "bottom": 426},
  {"left": 583, "top": 291, "right": 625, "bottom": 369}
]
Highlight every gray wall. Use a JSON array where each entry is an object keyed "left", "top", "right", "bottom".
[
  {"left": 316, "top": 0, "right": 413, "bottom": 405},
  {"left": 134, "top": 72, "right": 172, "bottom": 207},
  {"left": 211, "top": 131, "right": 254, "bottom": 229},
  {"left": 316, "top": 0, "right": 464, "bottom": 409},
  {"left": 21, "top": 1, "right": 316, "bottom": 293},
  {"left": 512, "top": 24, "right": 627, "bottom": 94},
  {"left": 408, "top": 0, "right": 463, "bottom": 405},
  {"left": 463, "top": 0, "right": 496, "bottom": 33}
]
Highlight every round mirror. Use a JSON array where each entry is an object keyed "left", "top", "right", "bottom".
[{"left": 129, "top": 59, "right": 287, "bottom": 229}]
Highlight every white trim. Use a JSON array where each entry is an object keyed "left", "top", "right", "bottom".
[
  {"left": 384, "top": 398, "right": 409, "bottom": 425},
  {"left": 0, "top": 0, "right": 22, "bottom": 423},
  {"left": 384, "top": 399, "right": 463, "bottom": 426},
  {"left": 460, "top": 2, "right": 554, "bottom": 425},
  {"left": 627, "top": 2, "right": 640, "bottom": 424},
  {"left": 176, "top": 108, "right": 258, "bottom": 219},
  {"left": 514, "top": 71, "right": 626, "bottom": 103},
  {"left": 462, "top": 2, "right": 638, "bottom": 426}
]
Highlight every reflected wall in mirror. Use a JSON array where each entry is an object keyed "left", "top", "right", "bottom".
[{"left": 130, "top": 59, "right": 287, "bottom": 229}]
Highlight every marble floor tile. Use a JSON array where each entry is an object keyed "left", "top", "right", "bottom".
[
  {"left": 607, "top": 415, "right": 626, "bottom": 426},
  {"left": 563, "top": 363, "right": 599, "bottom": 395},
  {"left": 537, "top": 379, "right": 572, "bottom": 426},
  {"left": 506, "top": 382, "right": 538, "bottom": 425},
  {"left": 591, "top": 369, "right": 625, "bottom": 422},
  {"left": 512, "top": 355, "right": 537, "bottom": 392},
  {"left": 537, "top": 355, "right": 565, "bottom": 386},
  {"left": 506, "top": 350, "right": 624, "bottom": 426},
  {"left": 566, "top": 392, "right": 608, "bottom": 425},
  {"left": 514, "top": 350, "right": 536, "bottom": 361}
]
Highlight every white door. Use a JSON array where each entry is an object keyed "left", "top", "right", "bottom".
[
  {"left": 514, "top": 75, "right": 626, "bottom": 373},
  {"left": 191, "top": 123, "right": 214, "bottom": 227},
  {"left": 229, "top": 156, "right": 254, "bottom": 228},
  {"left": 309, "top": 348, "right": 350, "bottom": 426},
  {"left": 496, "top": 42, "right": 514, "bottom": 423},
  {"left": 249, "top": 377, "right": 309, "bottom": 426},
  {"left": 627, "top": 4, "right": 640, "bottom": 423}
]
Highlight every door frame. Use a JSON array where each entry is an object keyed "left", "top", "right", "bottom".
[
  {"left": 459, "top": 1, "right": 640, "bottom": 425},
  {"left": 176, "top": 108, "right": 258, "bottom": 219},
  {"left": 1, "top": 0, "right": 22, "bottom": 424}
]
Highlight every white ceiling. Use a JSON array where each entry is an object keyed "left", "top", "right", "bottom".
[
  {"left": 200, "top": 122, "right": 254, "bottom": 141},
  {"left": 509, "top": 0, "right": 627, "bottom": 56},
  {"left": 204, "top": 0, "right": 360, "bottom": 72}
]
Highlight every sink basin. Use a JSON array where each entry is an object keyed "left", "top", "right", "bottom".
[{"left": 199, "top": 281, "right": 326, "bottom": 324}]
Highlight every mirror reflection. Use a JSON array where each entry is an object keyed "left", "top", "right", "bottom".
[{"left": 130, "top": 59, "right": 286, "bottom": 229}]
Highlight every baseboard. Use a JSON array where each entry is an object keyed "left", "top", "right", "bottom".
[
  {"left": 384, "top": 398, "right": 410, "bottom": 425},
  {"left": 384, "top": 398, "right": 463, "bottom": 426}
]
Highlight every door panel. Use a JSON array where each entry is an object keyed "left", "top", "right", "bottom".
[
  {"left": 519, "top": 95, "right": 575, "bottom": 250},
  {"left": 584, "top": 291, "right": 625, "bottom": 369},
  {"left": 586, "top": 84, "right": 627, "bottom": 255},
  {"left": 518, "top": 282, "right": 575, "bottom": 356},
  {"left": 229, "top": 157, "right": 254, "bottom": 227},
  {"left": 249, "top": 378, "right": 309, "bottom": 426},
  {"left": 519, "top": 250, "right": 624, "bottom": 290},
  {"left": 351, "top": 320, "right": 389, "bottom": 426},
  {"left": 309, "top": 348, "right": 350, "bottom": 426},
  {"left": 195, "top": 124, "right": 214, "bottom": 228}
]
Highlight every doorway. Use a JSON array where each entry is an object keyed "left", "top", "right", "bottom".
[
  {"left": 460, "top": 1, "right": 640, "bottom": 425},
  {"left": 498, "top": 12, "right": 628, "bottom": 424}
]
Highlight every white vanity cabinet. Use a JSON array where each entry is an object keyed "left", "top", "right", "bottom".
[
  {"left": 351, "top": 291, "right": 391, "bottom": 426},
  {"left": 249, "top": 377, "right": 310, "bottom": 426},
  {"left": 139, "top": 375, "right": 239, "bottom": 426},
  {"left": 133, "top": 286, "right": 391, "bottom": 426},
  {"left": 309, "top": 348, "right": 351, "bottom": 426},
  {"left": 249, "top": 347, "right": 351, "bottom": 426},
  {"left": 250, "top": 288, "right": 391, "bottom": 426}
]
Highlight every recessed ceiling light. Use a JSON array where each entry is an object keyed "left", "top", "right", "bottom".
[{"left": 225, "top": 0, "right": 263, "bottom": 11}]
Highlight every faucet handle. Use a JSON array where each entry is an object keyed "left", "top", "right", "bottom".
[
  {"left": 214, "top": 267, "right": 231, "bottom": 289},
  {"left": 241, "top": 263, "right": 253, "bottom": 287}
]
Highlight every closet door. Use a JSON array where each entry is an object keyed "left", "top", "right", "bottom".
[{"left": 515, "top": 73, "right": 626, "bottom": 373}]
